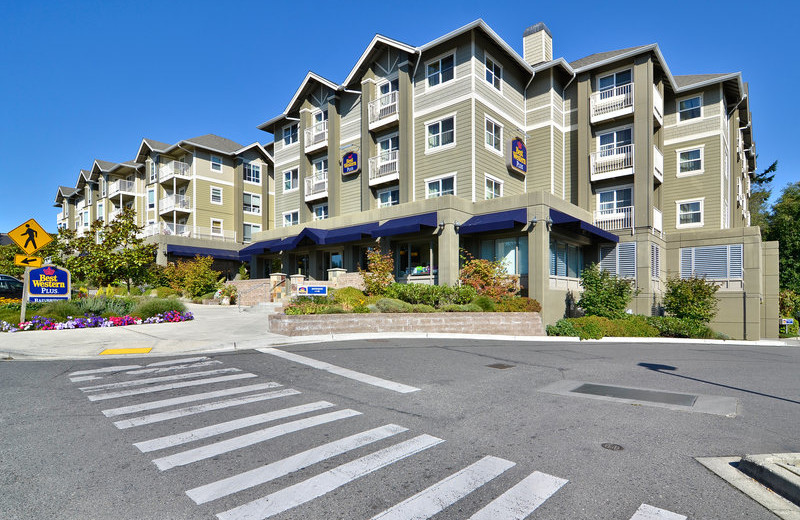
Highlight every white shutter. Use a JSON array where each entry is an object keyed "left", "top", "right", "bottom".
[
  {"left": 651, "top": 244, "right": 660, "bottom": 280},
  {"left": 618, "top": 242, "right": 636, "bottom": 278},
  {"left": 599, "top": 245, "right": 616, "bottom": 274},
  {"left": 693, "top": 246, "right": 727, "bottom": 279},
  {"left": 680, "top": 248, "right": 692, "bottom": 278},
  {"left": 549, "top": 241, "right": 556, "bottom": 276},
  {"left": 556, "top": 244, "right": 567, "bottom": 277},
  {"left": 729, "top": 244, "right": 743, "bottom": 279}
]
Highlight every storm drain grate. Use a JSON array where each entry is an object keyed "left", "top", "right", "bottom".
[
  {"left": 487, "top": 363, "right": 515, "bottom": 370},
  {"left": 572, "top": 383, "right": 698, "bottom": 407}
]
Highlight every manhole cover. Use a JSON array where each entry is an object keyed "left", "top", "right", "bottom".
[
  {"left": 487, "top": 363, "right": 515, "bottom": 370},
  {"left": 601, "top": 443, "right": 624, "bottom": 451}
]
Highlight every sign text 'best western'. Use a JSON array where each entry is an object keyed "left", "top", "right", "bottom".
[
  {"left": 27, "top": 265, "right": 71, "bottom": 302},
  {"left": 506, "top": 138, "right": 527, "bottom": 175}
]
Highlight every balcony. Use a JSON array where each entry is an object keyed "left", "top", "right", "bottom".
[
  {"left": 653, "top": 84, "right": 664, "bottom": 126},
  {"left": 369, "top": 150, "right": 400, "bottom": 186},
  {"left": 590, "top": 84, "right": 633, "bottom": 123},
  {"left": 159, "top": 194, "right": 191, "bottom": 214},
  {"left": 653, "top": 207, "right": 663, "bottom": 238},
  {"left": 194, "top": 226, "right": 237, "bottom": 242},
  {"left": 159, "top": 160, "right": 191, "bottom": 183},
  {"left": 304, "top": 172, "right": 328, "bottom": 202},
  {"left": 304, "top": 120, "right": 328, "bottom": 153},
  {"left": 590, "top": 144, "right": 634, "bottom": 181},
  {"left": 594, "top": 205, "right": 634, "bottom": 232},
  {"left": 108, "top": 179, "right": 136, "bottom": 197},
  {"left": 368, "top": 91, "right": 399, "bottom": 130},
  {"left": 653, "top": 146, "right": 663, "bottom": 183},
  {"left": 109, "top": 209, "right": 122, "bottom": 221}
]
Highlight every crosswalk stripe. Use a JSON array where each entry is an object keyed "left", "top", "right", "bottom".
[
  {"left": 629, "top": 504, "right": 687, "bottom": 520},
  {"left": 371, "top": 455, "right": 515, "bottom": 520},
  {"left": 87, "top": 373, "right": 258, "bottom": 401},
  {"left": 112, "top": 389, "right": 301, "bottom": 429},
  {"left": 216, "top": 434, "right": 445, "bottom": 520},
  {"left": 258, "top": 347, "right": 420, "bottom": 394},
  {"left": 69, "top": 365, "right": 141, "bottom": 377},
  {"left": 101, "top": 382, "right": 283, "bottom": 417},
  {"left": 70, "top": 375, "right": 103, "bottom": 383},
  {"left": 468, "top": 471, "right": 568, "bottom": 519},
  {"left": 135, "top": 401, "right": 336, "bottom": 453},
  {"left": 126, "top": 360, "right": 222, "bottom": 375},
  {"left": 153, "top": 409, "right": 362, "bottom": 471},
  {"left": 79, "top": 368, "right": 241, "bottom": 391},
  {"left": 186, "top": 424, "right": 409, "bottom": 505},
  {"left": 146, "top": 356, "right": 209, "bottom": 367}
]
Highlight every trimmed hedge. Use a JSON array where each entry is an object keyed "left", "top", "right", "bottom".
[
  {"left": 375, "top": 298, "right": 413, "bottom": 313},
  {"left": 547, "top": 314, "right": 723, "bottom": 340},
  {"left": 496, "top": 297, "right": 542, "bottom": 313},
  {"left": 132, "top": 298, "right": 187, "bottom": 319},
  {"left": 383, "top": 283, "right": 477, "bottom": 308}
]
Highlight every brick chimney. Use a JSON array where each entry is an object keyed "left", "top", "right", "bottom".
[{"left": 523, "top": 22, "right": 553, "bottom": 66}]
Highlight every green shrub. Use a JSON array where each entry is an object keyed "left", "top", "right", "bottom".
[
  {"left": 156, "top": 286, "right": 177, "bottom": 299},
  {"left": 546, "top": 315, "right": 658, "bottom": 340},
  {"left": 37, "top": 301, "right": 83, "bottom": 321},
  {"left": 577, "top": 263, "right": 636, "bottom": 319},
  {"left": 129, "top": 286, "right": 143, "bottom": 296},
  {"left": 663, "top": 277, "right": 720, "bottom": 323},
  {"left": 546, "top": 319, "right": 580, "bottom": 337},
  {"left": 471, "top": 296, "right": 496, "bottom": 312},
  {"left": 132, "top": 298, "right": 186, "bottom": 319},
  {"left": 375, "top": 298, "right": 413, "bottom": 313},
  {"left": 330, "top": 287, "right": 367, "bottom": 309},
  {"left": 411, "top": 304, "right": 436, "bottom": 313},
  {"left": 440, "top": 303, "right": 482, "bottom": 312},
  {"left": 495, "top": 297, "right": 542, "bottom": 313},
  {"left": 76, "top": 296, "right": 136, "bottom": 317},
  {"left": 200, "top": 291, "right": 217, "bottom": 301},
  {"left": 383, "top": 283, "right": 477, "bottom": 308},
  {"left": 352, "top": 305, "right": 371, "bottom": 313},
  {"left": 319, "top": 305, "right": 346, "bottom": 314},
  {"left": 359, "top": 248, "right": 395, "bottom": 296},
  {"left": 646, "top": 316, "right": 717, "bottom": 339},
  {"left": 458, "top": 250, "right": 519, "bottom": 302}
]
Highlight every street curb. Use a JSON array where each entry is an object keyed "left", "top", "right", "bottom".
[{"left": 739, "top": 454, "right": 800, "bottom": 507}]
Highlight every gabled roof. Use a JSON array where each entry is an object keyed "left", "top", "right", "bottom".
[
  {"left": 92, "top": 159, "right": 117, "bottom": 172},
  {"left": 569, "top": 45, "right": 652, "bottom": 70},
  {"left": 674, "top": 73, "right": 741, "bottom": 90},
  {"left": 233, "top": 142, "right": 273, "bottom": 163},
  {"left": 183, "top": 134, "right": 243, "bottom": 154},
  {"left": 343, "top": 34, "right": 417, "bottom": 88},
  {"left": 135, "top": 138, "right": 171, "bottom": 162},
  {"left": 258, "top": 72, "right": 340, "bottom": 132},
  {"left": 54, "top": 185, "right": 79, "bottom": 205}
]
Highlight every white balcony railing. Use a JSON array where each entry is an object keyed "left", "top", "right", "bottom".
[
  {"left": 653, "top": 146, "right": 664, "bottom": 183},
  {"left": 368, "top": 91, "right": 398, "bottom": 125},
  {"left": 594, "top": 205, "right": 634, "bottom": 231},
  {"left": 108, "top": 179, "right": 135, "bottom": 197},
  {"left": 369, "top": 150, "right": 399, "bottom": 185},
  {"left": 159, "top": 194, "right": 191, "bottom": 213},
  {"left": 158, "top": 160, "right": 191, "bottom": 182},
  {"left": 304, "top": 120, "right": 328, "bottom": 149},
  {"left": 194, "top": 226, "right": 237, "bottom": 242},
  {"left": 56, "top": 211, "right": 64, "bottom": 222},
  {"left": 653, "top": 84, "right": 664, "bottom": 125},
  {"left": 304, "top": 172, "right": 328, "bottom": 200},
  {"left": 590, "top": 83, "right": 633, "bottom": 121},
  {"left": 109, "top": 209, "right": 122, "bottom": 221},
  {"left": 590, "top": 144, "right": 634, "bottom": 181},
  {"left": 653, "top": 207, "right": 663, "bottom": 237}
]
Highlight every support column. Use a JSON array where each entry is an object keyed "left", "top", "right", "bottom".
[
  {"left": 398, "top": 58, "right": 413, "bottom": 204},
  {"left": 576, "top": 74, "right": 591, "bottom": 209},
  {"left": 527, "top": 206, "right": 550, "bottom": 310},
  {"left": 437, "top": 221, "right": 460, "bottom": 286},
  {"left": 328, "top": 94, "right": 341, "bottom": 217}
]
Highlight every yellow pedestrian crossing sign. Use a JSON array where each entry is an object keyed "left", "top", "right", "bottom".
[
  {"left": 9, "top": 219, "right": 52, "bottom": 255},
  {"left": 14, "top": 255, "right": 43, "bottom": 268}
]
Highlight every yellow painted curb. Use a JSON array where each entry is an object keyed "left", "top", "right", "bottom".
[{"left": 99, "top": 348, "right": 152, "bottom": 355}]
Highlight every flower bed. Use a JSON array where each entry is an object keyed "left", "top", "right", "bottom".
[{"left": 1, "top": 310, "right": 194, "bottom": 333}]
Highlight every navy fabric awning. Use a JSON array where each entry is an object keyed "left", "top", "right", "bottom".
[
  {"left": 322, "top": 222, "right": 378, "bottom": 244},
  {"left": 239, "top": 238, "right": 283, "bottom": 256},
  {"left": 458, "top": 208, "right": 528, "bottom": 234},
  {"left": 549, "top": 209, "right": 619, "bottom": 243},
  {"left": 371, "top": 212, "right": 438, "bottom": 237},
  {"left": 166, "top": 245, "right": 241, "bottom": 261}
]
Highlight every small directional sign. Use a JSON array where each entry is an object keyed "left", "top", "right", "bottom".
[
  {"left": 14, "top": 255, "right": 43, "bottom": 268},
  {"left": 9, "top": 218, "right": 53, "bottom": 255}
]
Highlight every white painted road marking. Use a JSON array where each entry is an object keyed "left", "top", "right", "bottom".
[
  {"left": 468, "top": 471, "right": 568, "bottom": 519},
  {"left": 371, "top": 455, "right": 515, "bottom": 520},
  {"left": 87, "top": 373, "right": 257, "bottom": 401},
  {"left": 153, "top": 408, "right": 362, "bottom": 471},
  {"left": 69, "top": 365, "right": 140, "bottom": 377},
  {"left": 69, "top": 375, "right": 102, "bottom": 382},
  {"left": 629, "top": 504, "right": 687, "bottom": 520},
  {"left": 126, "top": 360, "right": 222, "bottom": 375},
  {"left": 258, "top": 347, "right": 420, "bottom": 394},
  {"left": 186, "top": 424, "right": 409, "bottom": 505},
  {"left": 112, "top": 389, "right": 301, "bottom": 429},
  {"left": 146, "top": 356, "right": 209, "bottom": 366},
  {"left": 101, "top": 382, "right": 283, "bottom": 417},
  {"left": 135, "top": 401, "right": 336, "bottom": 453},
  {"left": 79, "top": 368, "right": 241, "bottom": 391},
  {"left": 216, "top": 434, "right": 445, "bottom": 520}
]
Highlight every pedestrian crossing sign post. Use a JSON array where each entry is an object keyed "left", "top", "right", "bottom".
[
  {"left": 14, "top": 254, "right": 43, "bottom": 268},
  {"left": 9, "top": 218, "right": 52, "bottom": 255}
]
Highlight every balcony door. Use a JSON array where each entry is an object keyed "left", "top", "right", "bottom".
[
  {"left": 598, "top": 69, "right": 631, "bottom": 94},
  {"left": 598, "top": 187, "right": 632, "bottom": 213},
  {"left": 598, "top": 128, "right": 632, "bottom": 157}
]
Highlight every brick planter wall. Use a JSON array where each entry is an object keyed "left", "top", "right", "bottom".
[
  {"left": 268, "top": 312, "right": 544, "bottom": 336},
  {"left": 226, "top": 280, "right": 271, "bottom": 306}
]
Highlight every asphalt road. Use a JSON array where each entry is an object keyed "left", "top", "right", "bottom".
[{"left": 1, "top": 339, "right": 798, "bottom": 519}]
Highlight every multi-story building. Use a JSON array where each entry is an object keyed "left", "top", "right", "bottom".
[
  {"left": 54, "top": 134, "right": 273, "bottom": 275},
  {"left": 243, "top": 19, "right": 777, "bottom": 339}
]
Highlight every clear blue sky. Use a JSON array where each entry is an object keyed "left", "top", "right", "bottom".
[{"left": 1, "top": 0, "right": 796, "bottom": 233}]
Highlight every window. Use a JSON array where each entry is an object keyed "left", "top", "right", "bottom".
[
  {"left": 426, "top": 53, "right": 454, "bottom": 88},
  {"left": 87, "top": 186, "right": 92, "bottom": 204},
  {"left": 678, "top": 95, "right": 702, "bottom": 121},
  {"left": 379, "top": 78, "right": 399, "bottom": 96},
  {"left": 599, "top": 242, "right": 636, "bottom": 278},
  {"left": 149, "top": 160, "right": 157, "bottom": 182},
  {"left": 243, "top": 193, "right": 261, "bottom": 214},
  {"left": 210, "top": 155, "right": 223, "bottom": 172},
  {"left": 282, "top": 123, "right": 298, "bottom": 146},
  {"left": 482, "top": 236, "right": 528, "bottom": 275},
  {"left": 100, "top": 178, "right": 106, "bottom": 197},
  {"left": 485, "top": 175, "right": 503, "bottom": 200},
  {"left": 598, "top": 128, "right": 632, "bottom": 155},
  {"left": 426, "top": 116, "right": 455, "bottom": 151},
  {"left": 395, "top": 240, "right": 437, "bottom": 278},
  {"left": 426, "top": 175, "right": 455, "bottom": 198},
  {"left": 651, "top": 244, "right": 661, "bottom": 280},
  {"left": 147, "top": 188, "right": 155, "bottom": 210},
  {"left": 485, "top": 117, "right": 502, "bottom": 153},
  {"left": 283, "top": 210, "right": 299, "bottom": 227},
  {"left": 678, "top": 147, "right": 703, "bottom": 175},
  {"left": 549, "top": 240, "right": 583, "bottom": 278},
  {"left": 377, "top": 187, "right": 399, "bottom": 208},
  {"left": 242, "top": 223, "right": 261, "bottom": 243},
  {"left": 598, "top": 187, "right": 632, "bottom": 212},
  {"left": 82, "top": 210, "right": 90, "bottom": 229},
  {"left": 283, "top": 168, "right": 299, "bottom": 192},
  {"left": 598, "top": 69, "right": 632, "bottom": 92},
  {"left": 485, "top": 56, "right": 502, "bottom": 90},
  {"left": 210, "top": 186, "right": 223, "bottom": 205},
  {"left": 96, "top": 202, "right": 104, "bottom": 221},
  {"left": 210, "top": 219, "right": 223, "bottom": 236},
  {"left": 244, "top": 163, "right": 261, "bottom": 184},
  {"left": 312, "top": 203, "right": 328, "bottom": 221},
  {"left": 312, "top": 157, "right": 328, "bottom": 176},
  {"left": 677, "top": 198, "right": 704, "bottom": 228},
  {"left": 680, "top": 244, "right": 743, "bottom": 280}
]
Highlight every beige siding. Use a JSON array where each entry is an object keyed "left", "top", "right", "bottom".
[
  {"left": 414, "top": 100, "right": 471, "bottom": 201},
  {"left": 340, "top": 172, "right": 361, "bottom": 214},
  {"left": 414, "top": 35, "right": 472, "bottom": 114},
  {"left": 339, "top": 93, "right": 361, "bottom": 143},
  {"left": 663, "top": 135, "right": 721, "bottom": 230},
  {"left": 527, "top": 126, "right": 551, "bottom": 193},
  {"left": 475, "top": 101, "right": 525, "bottom": 198}
]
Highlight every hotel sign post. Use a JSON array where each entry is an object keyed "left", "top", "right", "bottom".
[{"left": 7, "top": 218, "right": 63, "bottom": 323}]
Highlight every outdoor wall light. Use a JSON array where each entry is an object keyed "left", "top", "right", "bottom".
[
  {"left": 438, "top": 220, "right": 445, "bottom": 230},
  {"left": 454, "top": 221, "right": 461, "bottom": 232},
  {"left": 530, "top": 216, "right": 553, "bottom": 230}
]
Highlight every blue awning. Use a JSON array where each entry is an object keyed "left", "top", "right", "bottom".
[
  {"left": 239, "top": 238, "right": 283, "bottom": 256},
  {"left": 322, "top": 222, "right": 378, "bottom": 244},
  {"left": 549, "top": 209, "right": 619, "bottom": 243},
  {"left": 371, "top": 212, "right": 438, "bottom": 238},
  {"left": 166, "top": 245, "right": 241, "bottom": 261},
  {"left": 458, "top": 208, "right": 528, "bottom": 234},
  {"left": 271, "top": 228, "right": 328, "bottom": 252}
]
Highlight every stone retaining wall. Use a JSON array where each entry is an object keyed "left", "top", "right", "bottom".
[
  {"left": 268, "top": 312, "right": 544, "bottom": 336},
  {"left": 226, "top": 280, "right": 270, "bottom": 306}
]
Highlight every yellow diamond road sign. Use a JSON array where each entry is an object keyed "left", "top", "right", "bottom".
[
  {"left": 14, "top": 255, "right": 43, "bottom": 268},
  {"left": 9, "top": 218, "right": 52, "bottom": 255}
]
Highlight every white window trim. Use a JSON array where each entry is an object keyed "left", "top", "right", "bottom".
[
  {"left": 595, "top": 66, "right": 632, "bottom": 91},
  {"left": 243, "top": 191, "right": 261, "bottom": 215},
  {"left": 243, "top": 162, "right": 262, "bottom": 185},
  {"left": 282, "top": 123, "right": 299, "bottom": 147},
  {"left": 675, "top": 145, "right": 705, "bottom": 177},
  {"left": 424, "top": 48, "right": 456, "bottom": 92},
  {"left": 147, "top": 188, "right": 156, "bottom": 210},
  {"left": 377, "top": 186, "right": 400, "bottom": 208},
  {"left": 243, "top": 223, "right": 261, "bottom": 243},
  {"left": 484, "top": 173, "right": 504, "bottom": 199},
  {"left": 595, "top": 184, "right": 634, "bottom": 211},
  {"left": 312, "top": 203, "right": 329, "bottom": 221},
  {"left": 596, "top": 124, "right": 633, "bottom": 150},
  {"left": 210, "top": 155, "right": 223, "bottom": 172},
  {"left": 282, "top": 210, "right": 299, "bottom": 227},
  {"left": 210, "top": 218, "right": 224, "bottom": 237},
  {"left": 484, "top": 52, "right": 503, "bottom": 93},
  {"left": 484, "top": 115, "right": 503, "bottom": 156},
  {"left": 425, "top": 172, "right": 457, "bottom": 199},
  {"left": 210, "top": 186, "right": 223, "bottom": 205},
  {"left": 676, "top": 197, "right": 705, "bottom": 229},
  {"left": 282, "top": 168, "right": 299, "bottom": 193},
  {"left": 424, "top": 112, "right": 457, "bottom": 154},
  {"left": 376, "top": 73, "right": 399, "bottom": 95},
  {"left": 677, "top": 93, "right": 703, "bottom": 124}
]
